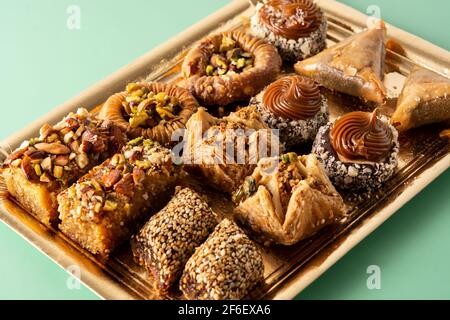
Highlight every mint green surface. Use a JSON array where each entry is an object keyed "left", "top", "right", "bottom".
[{"left": 0, "top": 0, "right": 448, "bottom": 300}]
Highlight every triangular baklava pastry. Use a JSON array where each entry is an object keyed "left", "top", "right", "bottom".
[
  {"left": 391, "top": 67, "right": 450, "bottom": 131},
  {"left": 294, "top": 22, "right": 387, "bottom": 104},
  {"left": 233, "top": 153, "right": 346, "bottom": 245}
]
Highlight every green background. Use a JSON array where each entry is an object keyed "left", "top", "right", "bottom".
[{"left": 0, "top": 0, "right": 449, "bottom": 299}]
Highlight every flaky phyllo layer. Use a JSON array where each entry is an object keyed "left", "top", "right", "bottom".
[
  {"left": 182, "top": 106, "right": 280, "bottom": 194},
  {"left": 234, "top": 153, "right": 347, "bottom": 245}
]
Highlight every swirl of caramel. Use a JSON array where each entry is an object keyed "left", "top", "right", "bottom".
[
  {"left": 259, "top": 0, "right": 323, "bottom": 39},
  {"left": 330, "top": 111, "right": 394, "bottom": 163},
  {"left": 262, "top": 75, "right": 322, "bottom": 120}
]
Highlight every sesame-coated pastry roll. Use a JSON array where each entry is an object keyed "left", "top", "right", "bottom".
[
  {"left": 1, "top": 108, "right": 126, "bottom": 226},
  {"left": 57, "top": 138, "right": 182, "bottom": 256},
  {"left": 180, "top": 219, "right": 264, "bottom": 300},
  {"left": 131, "top": 187, "right": 218, "bottom": 294}
]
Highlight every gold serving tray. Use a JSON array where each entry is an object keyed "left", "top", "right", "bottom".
[{"left": 1, "top": 0, "right": 450, "bottom": 300}]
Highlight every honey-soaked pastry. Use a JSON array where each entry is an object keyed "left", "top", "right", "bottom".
[
  {"left": 391, "top": 67, "right": 450, "bottom": 131},
  {"left": 233, "top": 153, "right": 346, "bottom": 245},
  {"left": 250, "top": 75, "right": 329, "bottom": 147},
  {"left": 180, "top": 219, "right": 264, "bottom": 300},
  {"left": 251, "top": 0, "right": 327, "bottom": 61},
  {"left": 312, "top": 111, "right": 399, "bottom": 190},
  {"left": 131, "top": 187, "right": 218, "bottom": 294},
  {"left": 99, "top": 82, "right": 198, "bottom": 146},
  {"left": 182, "top": 106, "right": 277, "bottom": 194},
  {"left": 294, "top": 21, "right": 387, "bottom": 104},
  {"left": 1, "top": 108, "right": 126, "bottom": 226},
  {"left": 181, "top": 31, "right": 281, "bottom": 106},
  {"left": 58, "top": 138, "right": 182, "bottom": 256}
]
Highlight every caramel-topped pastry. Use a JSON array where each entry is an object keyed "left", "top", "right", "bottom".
[
  {"left": 99, "top": 82, "right": 198, "bottom": 146},
  {"left": 259, "top": 0, "right": 323, "bottom": 39},
  {"left": 233, "top": 153, "right": 346, "bottom": 245},
  {"left": 391, "top": 67, "right": 450, "bottom": 131},
  {"left": 1, "top": 108, "right": 126, "bottom": 226},
  {"left": 181, "top": 31, "right": 281, "bottom": 106},
  {"left": 330, "top": 111, "right": 394, "bottom": 163},
  {"left": 295, "top": 21, "right": 387, "bottom": 104},
  {"left": 263, "top": 75, "right": 322, "bottom": 120},
  {"left": 312, "top": 111, "right": 399, "bottom": 190},
  {"left": 251, "top": 75, "right": 328, "bottom": 147},
  {"left": 251, "top": 0, "right": 327, "bottom": 61}
]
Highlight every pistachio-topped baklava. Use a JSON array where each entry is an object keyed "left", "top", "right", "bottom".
[
  {"left": 233, "top": 153, "right": 346, "bottom": 245},
  {"left": 183, "top": 106, "right": 277, "bottom": 194},
  {"left": 182, "top": 31, "right": 281, "bottom": 106},
  {"left": 57, "top": 138, "right": 182, "bottom": 256},
  {"left": 99, "top": 82, "right": 198, "bottom": 146},
  {"left": 1, "top": 108, "right": 126, "bottom": 226}
]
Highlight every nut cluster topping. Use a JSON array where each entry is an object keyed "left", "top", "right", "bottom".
[
  {"left": 132, "top": 187, "right": 218, "bottom": 293},
  {"left": 259, "top": 0, "right": 323, "bottom": 39},
  {"left": 123, "top": 83, "right": 181, "bottom": 128},
  {"left": 233, "top": 152, "right": 305, "bottom": 210},
  {"left": 330, "top": 111, "right": 394, "bottom": 163},
  {"left": 68, "top": 138, "right": 174, "bottom": 222},
  {"left": 180, "top": 219, "right": 264, "bottom": 300},
  {"left": 205, "top": 36, "right": 254, "bottom": 76},
  {"left": 3, "top": 108, "right": 125, "bottom": 186}
]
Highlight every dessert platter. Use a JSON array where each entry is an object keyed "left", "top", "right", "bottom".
[{"left": 1, "top": 0, "right": 450, "bottom": 300}]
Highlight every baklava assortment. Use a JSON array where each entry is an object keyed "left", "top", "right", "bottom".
[{"left": 1, "top": 0, "right": 449, "bottom": 300}]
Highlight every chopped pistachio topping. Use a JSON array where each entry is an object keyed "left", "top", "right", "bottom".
[
  {"left": 128, "top": 136, "right": 144, "bottom": 146},
  {"left": 206, "top": 36, "right": 254, "bottom": 77},
  {"left": 232, "top": 176, "right": 257, "bottom": 204},
  {"left": 122, "top": 83, "right": 181, "bottom": 128},
  {"left": 280, "top": 152, "right": 298, "bottom": 164}
]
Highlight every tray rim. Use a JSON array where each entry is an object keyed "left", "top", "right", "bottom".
[{"left": 0, "top": 0, "right": 449, "bottom": 300}]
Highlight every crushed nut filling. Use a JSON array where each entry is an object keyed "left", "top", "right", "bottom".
[
  {"left": 205, "top": 36, "right": 254, "bottom": 76},
  {"left": 122, "top": 83, "right": 181, "bottom": 128},
  {"left": 68, "top": 138, "right": 173, "bottom": 222},
  {"left": 4, "top": 108, "right": 124, "bottom": 187}
]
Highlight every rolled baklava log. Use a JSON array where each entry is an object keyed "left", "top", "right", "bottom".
[
  {"left": 233, "top": 153, "right": 346, "bottom": 245},
  {"left": 180, "top": 219, "right": 264, "bottom": 300},
  {"left": 57, "top": 138, "right": 182, "bottom": 256},
  {"left": 99, "top": 82, "right": 198, "bottom": 146},
  {"left": 131, "top": 187, "right": 218, "bottom": 294},
  {"left": 1, "top": 108, "right": 126, "bottom": 226},
  {"left": 182, "top": 31, "right": 281, "bottom": 106}
]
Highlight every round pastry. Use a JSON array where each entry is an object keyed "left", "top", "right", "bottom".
[
  {"left": 251, "top": 0, "right": 327, "bottom": 62},
  {"left": 181, "top": 31, "right": 281, "bottom": 106},
  {"left": 250, "top": 75, "right": 328, "bottom": 147},
  {"left": 312, "top": 111, "right": 399, "bottom": 190},
  {"left": 99, "top": 82, "right": 198, "bottom": 146}
]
